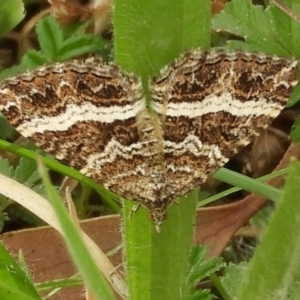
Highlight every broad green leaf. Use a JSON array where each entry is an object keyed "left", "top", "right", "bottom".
[
  {"left": 122, "top": 191, "right": 199, "bottom": 300},
  {"left": 0, "top": 243, "right": 40, "bottom": 300},
  {"left": 224, "top": 39, "right": 289, "bottom": 57},
  {"left": 236, "top": 160, "right": 300, "bottom": 300},
  {"left": 114, "top": 0, "right": 210, "bottom": 77},
  {"left": 0, "top": 0, "right": 24, "bottom": 38},
  {"left": 269, "top": 0, "right": 300, "bottom": 57},
  {"left": 212, "top": 0, "right": 300, "bottom": 56},
  {"left": 212, "top": 1, "right": 275, "bottom": 46},
  {"left": 150, "top": 192, "right": 199, "bottom": 300},
  {"left": 114, "top": 0, "right": 211, "bottom": 298}
]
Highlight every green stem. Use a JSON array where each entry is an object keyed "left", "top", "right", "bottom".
[{"left": 114, "top": 0, "right": 211, "bottom": 299}]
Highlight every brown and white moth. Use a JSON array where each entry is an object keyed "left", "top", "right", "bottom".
[{"left": 0, "top": 50, "right": 298, "bottom": 229}]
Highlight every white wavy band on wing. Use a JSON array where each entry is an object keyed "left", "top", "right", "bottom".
[
  {"left": 80, "top": 137, "right": 159, "bottom": 170},
  {"left": 152, "top": 93, "right": 282, "bottom": 118},
  {"left": 16, "top": 100, "right": 145, "bottom": 136}
]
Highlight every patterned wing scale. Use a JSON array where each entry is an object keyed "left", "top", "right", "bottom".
[
  {"left": 0, "top": 51, "right": 298, "bottom": 228},
  {"left": 151, "top": 51, "right": 298, "bottom": 211},
  {"left": 0, "top": 57, "right": 164, "bottom": 205}
]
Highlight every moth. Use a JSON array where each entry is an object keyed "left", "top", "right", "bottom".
[{"left": 0, "top": 50, "right": 298, "bottom": 229}]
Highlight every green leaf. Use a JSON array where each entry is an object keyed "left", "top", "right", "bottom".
[
  {"left": 0, "top": 65, "right": 25, "bottom": 81},
  {"left": 187, "top": 246, "right": 227, "bottom": 299},
  {"left": 34, "top": 16, "right": 106, "bottom": 63},
  {"left": 14, "top": 158, "right": 39, "bottom": 184},
  {"left": 289, "top": 281, "right": 300, "bottom": 300},
  {"left": 114, "top": 0, "right": 211, "bottom": 76},
  {"left": 0, "top": 117, "right": 15, "bottom": 140},
  {"left": 187, "top": 246, "right": 225, "bottom": 287},
  {"left": 35, "top": 16, "right": 64, "bottom": 60},
  {"left": 287, "top": 81, "right": 300, "bottom": 107},
  {"left": 212, "top": 168, "right": 282, "bottom": 202},
  {"left": 21, "top": 50, "right": 48, "bottom": 69},
  {"left": 114, "top": 0, "right": 211, "bottom": 299},
  {"left": 37, "top": 161, "right": 116, "bottom": 300},
  {"left": 122, "top": 190, "right": 199, "bottom": 300},
  {"left": 225, "top": 39, "right": 289, "bottom": 56},
  {"left": 0, "top": 0, "right": 25, "bottom": 38},
  {"left": 199, "top": 168, "right": 289, "bottom": 207},
  {"left": 212, "top": 1, "right": 275, "bottom": 49},
  {"left": 62, "top": 20, "right": 92, "bottom": 38},
  {"left": 290, "top": 118, "right": 300, "bottom": 143},
  {"left": 221, "top": 262, "right": 248, "bottom": 298},
  {"left": 0, "top": 16, "right": 108, "bottom": 80},
  {"left": 269, "top": 0, "right": 300, "bottom": 57},
  {"left": 0, "top": 243, "right": 40, "bottom": 300},
  {"left": 0, "top": 149, "right": 41, "bottom": 189},
  {"left": 58, "top": 34, "right": 105, "bottom": 61},
  {"left": 0, "top": 139, "right": 120, "bottom": 213},
  {"left": 0, "top": 157, "right": 13, "bottom": 178},
  {"left": 236, "top": 159, "right": 300, "bottom": 300},
  {"left": 212, "top": 0, "right": 300, "bottom": 56}
]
